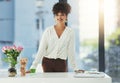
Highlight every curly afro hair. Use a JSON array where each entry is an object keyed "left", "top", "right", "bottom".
[{"left": 52, "top": 2, "right": 71, "bottom": 16}]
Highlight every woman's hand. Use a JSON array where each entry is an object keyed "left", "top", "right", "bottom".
[
  {"left": 74, "top": 69, "right": 85, "bottom": 73},
  {"left": 26, "top": 70, "right": 31, "bottom": 73},
  {"left": 26, "top": 69, "right": 36, "bottom": 73}
]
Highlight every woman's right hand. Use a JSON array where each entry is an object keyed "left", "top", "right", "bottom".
[
  {"left": 26, "top": 69, "right": 36, "bottom": 73},
  {"left": 26, "top": 70, "right": 31, "bottom": 73}
]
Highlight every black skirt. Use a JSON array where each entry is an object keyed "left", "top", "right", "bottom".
[{"left": 42, "top": 57, "right": 68, "bottom": 72}]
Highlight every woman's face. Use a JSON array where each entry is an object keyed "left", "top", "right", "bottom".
[{"left": 54, "top": 12, "right": 67, "bottom": 25}]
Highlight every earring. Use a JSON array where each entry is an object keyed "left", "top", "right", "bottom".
[{"left": 66, "top": 19, "right": 68, "bottom": 22}]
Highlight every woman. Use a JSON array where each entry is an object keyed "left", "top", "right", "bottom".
[{"left": 27, "top": 2, "right": 84, "bottom": 73}]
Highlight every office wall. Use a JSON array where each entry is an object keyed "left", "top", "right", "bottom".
[{"left": 0, "top": 0, "right": 14, "bottom": 42}]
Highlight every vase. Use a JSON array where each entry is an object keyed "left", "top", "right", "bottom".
[{"left": 8, "top": 67, "right": 17, "bottom": 77}]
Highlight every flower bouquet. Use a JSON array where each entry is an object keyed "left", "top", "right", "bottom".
[{"left": 1, "top": 45, "right": 23, "bottom": 77}]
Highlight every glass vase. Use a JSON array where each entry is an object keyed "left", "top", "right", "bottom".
[{"left": 8, "top": 66, "right": 17, "bottom": 77}]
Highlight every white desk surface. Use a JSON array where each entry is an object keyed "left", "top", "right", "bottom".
[{"left": 0, "top": 71, "right": 112, "bottom": 83}]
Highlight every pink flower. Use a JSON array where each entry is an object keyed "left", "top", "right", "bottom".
[
  {"left": 17, "top": 46, "right": 23, "bottom": 52},
  {"left": 7, "top": 46, "right": 12, "bottom": 51},
  {"left": 12, "top": 45, "right": 17, "bottom": 50},
  {"left": 1, "top": 46, "right": 7, "bottom": 53}
]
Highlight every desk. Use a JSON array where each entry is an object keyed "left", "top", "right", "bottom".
[{"left": 0, "top": 72, "right": 112, "bottom": 83}]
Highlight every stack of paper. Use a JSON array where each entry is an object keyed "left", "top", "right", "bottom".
[{"left": 74, "top": 71, "right": 105, "bottom": 78}]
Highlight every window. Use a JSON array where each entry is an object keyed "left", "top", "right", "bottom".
[{"left": 68, "top": 0, "right": 99, "bottom": 71}]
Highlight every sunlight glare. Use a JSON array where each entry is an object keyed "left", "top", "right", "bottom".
[
  {"left": 79, "top": 0, "right": 117, "bottom": 41},
  {"left": 79, "top": 0, "right": 98, "bottom": 42}
]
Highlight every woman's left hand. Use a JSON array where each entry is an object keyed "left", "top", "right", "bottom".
[{"left": 74, "top": 69, "right": 85, "bottom": 73}]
